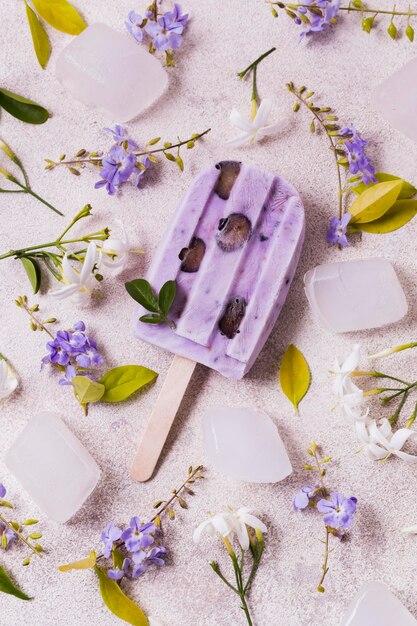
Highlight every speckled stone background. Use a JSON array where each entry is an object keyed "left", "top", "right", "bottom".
[{"left": 1, "top": 2, "right": 417, "bottom": 625}]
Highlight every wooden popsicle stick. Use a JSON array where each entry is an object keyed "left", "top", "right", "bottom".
[{"left": 130, "top": 354, "right": 197, "bottom": 482}]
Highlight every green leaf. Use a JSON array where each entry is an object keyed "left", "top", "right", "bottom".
[
  {"left": 20, "top": 257, "right": 41, "bottom": 294},
  {"left": 125, "top": 279, "right": 159, "bottom": 313},
  {"left": 139, "top": 314, "right": 164, "bottom": 325},
  {"left": 59, "top": 551, "right": 96, "bottom": 572},
  {"left": 0, "top": 89, "right": 49, "bottom": 125},
  {"left": 22, "top": 519, "right": 38, "bottom": 526},
  {"left": 112, "top": 547, "right": 125, "bottom": 570},
  {"left": 279, "top": 344, "right": 311, "bottom": 413},
  {"left": 348, "top": 179, "right": 403, "bottom": 224},
  {"left": 72, "top": 376, "right": 105, "bottom": 405},
  {"left": 24, "top": 2, "right": 51, "bottom": 69},
  {"left": 349, "top": 199, "right": 417, "bottom": 234},
  {"left": 0, "top": 566, "right": 31, "bottom": 601},
  {"left": 99, "top": 365, "right": 157, "bottom": 403},
  {"left": 94, "top": 566, "right": 148, "bottom": 626},
  {"left": 352, "top": 173, "right": 417, "bottom": 200},
  {"left": 158, "top": 280, "right": 176, "bottom": 317},
  {"left": 31, "top": 0, "right": 86, "bottom": 35}
]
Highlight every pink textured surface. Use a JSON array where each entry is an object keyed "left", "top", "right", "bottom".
[{"left": 1, "top": 1, "right": 417, "bottom": 625}]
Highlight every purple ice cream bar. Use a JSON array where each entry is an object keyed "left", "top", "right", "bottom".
[{"left": 134, "top": 161, "right": 305, "bottom": 379}]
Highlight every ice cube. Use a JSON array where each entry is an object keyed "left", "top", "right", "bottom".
[
  {"left": 340, "top": 581, "right": 417, "bottom": 626},
  {"left": 5, "top": 412, "right": 100, "bottom": 523},
  {"left": 55, "top": 23, "right": 168, "bottom": 122},
  {"left": 202, "top": 406, "right": 292, "bottom": 483},
  {"left": 304, "top": 258, "right": 407, "bottom": 333},
  {"left": 372, "top": 59, "right": 417, "bottom": 142}
]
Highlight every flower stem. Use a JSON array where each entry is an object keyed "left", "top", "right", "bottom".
[
  {"left": 18, "top": 298, "right": 55, "bottom": 339},
  {"left": 237, "top": 47, "right": 276, "bottom": 79},
  {"left": 49, "top": 129, "right": 211, "bottom": 169},
  {"left": 288, "top": 85, "right": 344, "bottom": 219},
  {"left": 272, "top": 2, "right": 417, "bottom": 16},
  {"left": 0, "top": 513, "right": 40, "bottom": 558},
  {"left": 311, "top": 446, "right": 328, "bottom": 496},
  {"left": 150, "top": 465, "right": 203, "bottom": 523},
  {"left": 317, "top": 527, "right": 330, "bottom": 593},
  {"left": 23, "top": 187, "right": 64, "bottom": 217},
  {"left": 0, "top": 232, "right": 108, "bottom": 261}
]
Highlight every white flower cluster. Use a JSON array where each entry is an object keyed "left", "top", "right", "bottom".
[
  {"left": 331, "top": 345, "right": 417, "bottom": 463},
  {"left": 193, "top": 506, "right": 267, "bottom": 551}
]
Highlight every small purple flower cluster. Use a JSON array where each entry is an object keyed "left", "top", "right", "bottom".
[
  {"left": 42, "top": 321, "right": 104, "bottom": 385},
  {"left": 295, "top": 0, "right": 340, "bottom": 37},
  {"left": 0, "top": 484, "right": 16, "bottom": 549},
  {"left": 326, "top": 213, "right": 351, "bottom": 247},
  {"left": 293, "top": 486, "right": 357, "bottom": 531},
  {"left": 101, "top": 518, "right": 167, "bottom": 581},
  {"left": 340, "top": 124, "right": 377, "bottom": 186},
  {"left": 126, "top": 4, "right": 189, "bottom": 53},
  {"left": 95, "top": 126, "right": 149, "bottom": 196}
]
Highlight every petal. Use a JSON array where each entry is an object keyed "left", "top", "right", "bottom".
[
  {"left": 62, "top": 253, "right": 79, "bottom": 284},
  {"left": 239, "top": 513, "right": 267, "bottom": 534},
  {"left": 341, "top": 344, "right": 361, "bottom": 374},
  {"left": 390, "top": 428, "right": 416, "bottom": 451},
  {"left": 227, "top": 133, "right": 252, "bottom": 148},
  {"left": 193, "top": 519, "right": 210, "bottom": 543},
  {"left": 256, "top": 118, "right": 288, "bottom": 137},
  {"left": 80, "top": 242, "right": 97, "bottom": 284},
  {"left": 235, "top": 521, "right": 249, "bottom": 550},
  {"left": 51, "top": 284, "right": 80, "bottom": 300},
  {"left": 364, "top": 443, "right": 388, "bottom": 461},
  {"left": 402, "top": 525, "right": 417, "bottom": 534},
  {"left": 229, "top": 109, "right": 253, "bottom": 134},
  {"left": 253, "top": 98, "right": 273, "bottom": 129},
  {"left": 212, "top": 514, "right": 232, "bottom": 536}
]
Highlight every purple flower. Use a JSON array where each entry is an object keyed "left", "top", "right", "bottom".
[
  {"left": 145, "top": 4, "right": 189, "bottom": 51},
  {"left": 95, "top": 146, "right": 137, "bottom": 196},
  {"left": 299, "top": 0, "right": 340, "bottom": 37},
  {"left": 121, "top": 517, "right": 156, "bottom": 552},
  {"left": 340, "top": 124, "right": 377, "bottom": 185},
  {"left": 75, "top": 339, "right": 104, "bottom": 369},
  {"left": 125, "top": 10, "right": 145, "bottom": 43},
  {"left": 0, "top": 520, "right": 16, "bottom": 549},
  {"left": 108, "top": 557, "right": 131, "bottom": 581},
  {"left": 326, "top": 213, "right": 351, "bottom": 247},
  {"left": 146, "top": 546, "right": 167, "bottom": 567},
  {"left": 58, "top": 364, "right": 77, "bottom": 386},
  {"left": 104, "top": 125, "right": 138, "bottom": 151},
  {"left": 131, "top": 549, "right": 148, "bottom": 578},
  {"left": 317, "top": 492, "right": 357, "bottom": 530},
  {"left": 293, "top": 484, "right": 320, "bottom": 511},
  {"left": 0, "top": 483, "right": 5, "bottom": 499},
  {"left": 101, "top": 522, "right": 123, "bottom": 558}
]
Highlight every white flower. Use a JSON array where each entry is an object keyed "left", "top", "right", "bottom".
[
  {"left": 52, "top": 241, "right": 99, "bottom": 304},
  {"left": 228, "top": 98, "right": 287, "bottom": 147},
  {"left": 193, "top": 507, "right": 267, "bottom": 551},
  {"left": 330, "top": 344, "right": 368, "bottom": 420},
  {"left": 401, "top": 525, "right": 417, "bottom": 535},
  {"left": 356, "top": 418, "right": 417, "bottom": 463},
  {"left": 0, "top": 357, "right": 18, "bottom": 401},
  {"left": 101, "top": 220, "right": 132, "bottom": 276}
]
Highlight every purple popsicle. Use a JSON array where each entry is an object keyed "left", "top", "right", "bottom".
[
  {"left": 131, "top": 161, "right": 304, "bottom": 481},
  {"left": 134, "top": 161, "right": 305, "bottom": 379}
]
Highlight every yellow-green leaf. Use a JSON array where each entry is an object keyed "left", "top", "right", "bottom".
[
  {"left": 352, "top": 173, "right": 417, "bottom": 200},
  {"left": 95, "top": 566, "right": 148, "bottom": 626},
  {"left": 72, "top": 376, "right": 105, "bottom": 405},
  {"left": 99, "top": 365, "right": 157, "bottom": 403},
  {"left": 349, "top": 180, "right": 403, "bottom": 224},
  {"left": 20, "top": 257, "right": 41, "bottom": 294},
  {"left": 25, "top": 1, "right": 51, "bottom": 69},
  {"left": 349, "top": 199, "right": 417, "bottom": 234},
  {"left": 59, "top": 551, "right": 96, "bottom": 572},
  {"left": 279, "top": 344, "right": 311, "bottom": 413},
  {"left": 31, "top": 0, "right": 86, "bottom": 35}
]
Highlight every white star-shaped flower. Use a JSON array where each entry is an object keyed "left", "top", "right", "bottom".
[{"left": 228, "top": 98, "right": 287, "bottom": 147}]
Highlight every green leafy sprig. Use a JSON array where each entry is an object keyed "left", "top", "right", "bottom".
[
  {"left": 287, "top": 82, "right": 417, "bottom": 235},
  {"left": 279, "top": 343, "right": 311, "bottom": 414},
  {"left": 0, "top": 138, "right": 62, "bottom": 216},
  {"left": 125, "top": 278, "right": 177, "bottom": 329},
  {"left": 23, "top": 0, "right": 86, "bottom": 69},
  {"left": 45, "top": 128, "right": 211, "bottom": 178},
  {"left": 270, "top": 1, "right": 417, "bottom": 41},
  {"left": 0, "top": 484, "right": 46, "bottom": 601},
  {"left": 1, "top": 205, "right": 109, "bottom": 293},
  {"left": 0, "top": 88, "right": 49, "bottom": 125},
  {"left": 59, "top": 465, "right": 205, "bottom": 625},
  {"left": 17, "top": 297, "right": 158, "bottom": 415},
  {"left": 353, "top": 342, "right": 417, "bottom": 428}
]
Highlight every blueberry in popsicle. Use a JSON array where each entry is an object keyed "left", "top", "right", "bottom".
[{"left": 127, "top": 161, "right": 305, "bottom": 481}]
